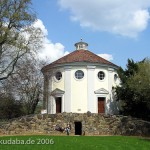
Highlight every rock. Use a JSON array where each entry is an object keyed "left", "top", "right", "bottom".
[
  {"left": 50, "top": 114, "right": 57, "bottom": 122},
  {"left": 37, "top": 114, "right": 43, "bottom": 120},
  {"left": 26, "top": 117, "right": 33, "bottom": 122},
  {"left": 0, "top": 113, "right": 149, "bottom": 136},
  {"left": 87, "top": 111, "right": 92, "bottom": 117},
  {"left": 56, "top": 120, "right": 62, "bottom": 123},
  {"left": 42, "top": 114, "right": 48, "bottom": 120},
  {"left": 19, "top": 118, "right": 26, "bottom": 123}
]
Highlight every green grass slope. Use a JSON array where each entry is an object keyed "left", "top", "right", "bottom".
[{"left": 0, "top": 135, "right": 149, "bottom": 150}]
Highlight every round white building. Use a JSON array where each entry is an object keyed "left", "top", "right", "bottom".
[{"left": 41, "top": 40, "right": 120, "bottom": 114}]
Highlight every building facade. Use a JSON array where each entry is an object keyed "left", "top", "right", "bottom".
[{"left": 41, "top": 41, "right": 120, "bottom": 114}]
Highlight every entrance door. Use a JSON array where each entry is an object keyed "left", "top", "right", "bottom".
[
  {"left": 75, "top": 122, "right": 82, "bottom": 135},
  {"left": 56, "top": 97, "right": 61, "bottom": 113},
  {"left": 98, "top": 97, "right": 105, "bottom": 113}
]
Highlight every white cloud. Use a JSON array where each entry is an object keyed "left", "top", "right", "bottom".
[
  {"left": 58, "top": 0, "right": 150, "bottom": 38},
  {"left": 98, "top": 54, "right": 113, "bottom": 61},
  {"left": 32, "top": 19, "right": 69, "bottom": 63},
  {"left": 33, "top": 19, "right": 48, "bottom": 36},
  {"left": 33, "top": 20, "right": 113, "bottom": 62}
]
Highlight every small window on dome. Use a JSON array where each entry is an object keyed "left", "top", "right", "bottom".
[
  {"left": 75, "top": 70, "right": 84, "bottom": 79},
  {"left": 98, "top": 71, "right": 105, "bottom": 80},
  {"left": 79, "top": 44, "right": 83, "bottom": 49},
  {"left": 55, "top": 72, "right": 62, "bottom": 81}
]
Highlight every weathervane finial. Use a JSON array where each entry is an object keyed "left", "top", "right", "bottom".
[{"left": 80, "top": 38, "right": 83, "bottom": 42}]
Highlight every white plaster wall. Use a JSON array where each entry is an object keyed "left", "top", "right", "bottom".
[
  {"left": 112, "top": 70, "right": 120, "bottom": 87},
  {"left": 94, "top": 67, "right": 109, "bottom": 91},
  {"left": 47, "top": 65, "right": 120, "bottom": 114},
  {"left": 71, "top": 67, "right": 87, "bottom": 113},
  {"left": 47, "top": 68, "right": 65, "bottom": 114},
  {"left": 107, "top": 68, "right": 120, "bottom": 114},
  {"left": 94, "top": 67, "right": 120, "bottom": 114},
  {"left": 52, "top": 69, "right": 65, "bottom": 91},
  {"left": 111, "top": 70, "right": 120, "bottom": 115}
]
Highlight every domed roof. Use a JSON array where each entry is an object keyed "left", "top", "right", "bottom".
[{"left": 41, "top": 49, "right": 118, "bottom": 72}]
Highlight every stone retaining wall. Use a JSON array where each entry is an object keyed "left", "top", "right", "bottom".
[{"left": 0, "top": 113, "right": 150, "bottom": 136}]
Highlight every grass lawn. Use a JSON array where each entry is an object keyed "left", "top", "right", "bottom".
[{"left": 0, "top": 135, "right": 149, "bottom": 150}]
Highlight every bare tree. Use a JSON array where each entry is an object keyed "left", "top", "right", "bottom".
[
  {"left": 20, "top": 59, "right": 43, "bottom": 114},
  {"left": 0, "top": 0, "right": 43, "bottom": 81},
  {"left": 6, "top": 57, "right": 45, "bottom": 114}
]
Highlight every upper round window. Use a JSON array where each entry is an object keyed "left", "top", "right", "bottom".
[
  {"left": 55, "top": 72, "right": 62, "bottom": 81},
  {"left": 75, "top": 70, "right": 84, "bottom": 79},
  {"left": 114, "top": 74, "right": 118, "bottom": 81},
  {"left": 98, "top": 71, "right": 105, "bottom": 80}
]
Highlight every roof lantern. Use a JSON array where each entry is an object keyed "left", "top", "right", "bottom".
[{"left": 74, "top": 38, "right": 88, "bottom": 50}]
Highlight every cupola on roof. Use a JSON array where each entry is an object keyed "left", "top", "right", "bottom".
[{"left": 74, "top": 38, "right": 88, "bottom": 50}]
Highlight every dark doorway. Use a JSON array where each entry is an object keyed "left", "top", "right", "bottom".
[
  {"left": 98, "top": 97, "right": 105, "bottom": 113},
  {"left": 75, "top": 122, "right": 82, "bottom": 135},
  {"left": 55, "top": 97, "right": 62, "bottom": 113}
]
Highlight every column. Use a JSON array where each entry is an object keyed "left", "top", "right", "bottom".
[
  {"left": 108, "top": 68, "right": 114, "bottom": 95},
  {"left": 43, "top": 74, "right": 49, "bottom": 109},
  {"left": 47, "top": 73, "right": 53, "bottom": 114},
  {"left": 107, "top": 67, "right": 114, "bottom": 114}
]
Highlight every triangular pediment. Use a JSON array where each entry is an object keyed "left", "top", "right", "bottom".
[
  {"left": 94, "top": 88, "right": 109, "bottom": 94},
  {"left": 51, "top": 88, "right": 65, "bottom": 96}
]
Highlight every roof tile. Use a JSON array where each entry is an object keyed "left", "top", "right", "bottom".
[{"left": 42, "top": 50, "right": 117, "bottom": 72}]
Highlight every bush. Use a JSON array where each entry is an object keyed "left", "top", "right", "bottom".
[{"left": 0, "top": 95, "right": 25, "bottom": 119}]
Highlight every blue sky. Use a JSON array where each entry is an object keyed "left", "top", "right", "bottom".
[{"left": 32, "top": 0, "right": 150, "bottom": 68}]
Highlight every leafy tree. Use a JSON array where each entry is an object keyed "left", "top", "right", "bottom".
[
  {"left": 0, "top": 0, "right": 43, "bottom": 81},
  {"left": 127, "top": 59, "right": 150, "bottom": 116},
  {"left": 115, "top": 59, "right": 150, "bottom": 120}
]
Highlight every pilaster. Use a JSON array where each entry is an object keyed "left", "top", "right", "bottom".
[
  {"left": 87, "top": 66, "right": 96, "bottom": 113},
  {"left": 64, "top": 66, "right": 72, "bottom": 112}
]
